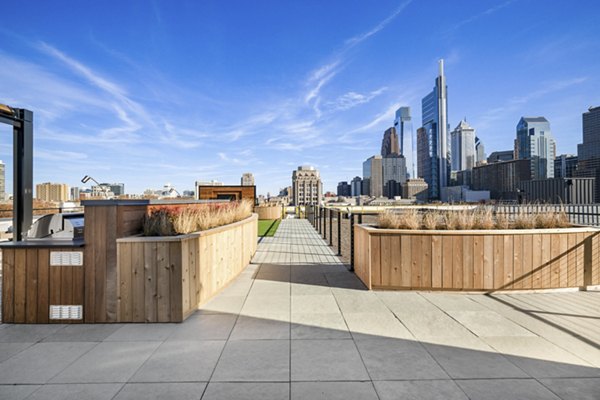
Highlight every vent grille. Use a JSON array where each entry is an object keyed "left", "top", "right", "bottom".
[
  {"left": 50, "top": 251, "right": 83, "bottom": 266},
  {"left": 49, "top": 305, "right": 83, "bottom": 320}
]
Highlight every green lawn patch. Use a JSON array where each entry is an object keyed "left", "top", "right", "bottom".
[{"left": 258, "top": 219, "right": 281, "bottom": 237}]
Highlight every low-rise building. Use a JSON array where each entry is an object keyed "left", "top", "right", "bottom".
[
  {"left": 472, "top": 159, "right": 531, "bottom": 201},
  {"left": 402, "top": 178, "right": 428, "bottom": 202},
  {"left": 36, "top": 182, "right": 69, "bottom": 202},
  {"left": 518, "top": 177, "right": 595, "bottom": 204}
]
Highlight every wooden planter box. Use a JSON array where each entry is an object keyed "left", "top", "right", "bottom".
[
  {"left": 254, "top": 205, "right": 282, "bottom": 220},
  {"left": 354, "top": 225, "right": 600, "bottom": 291},
  {"left": 116, "top": 214, "right": 258, "bottom": 322}
]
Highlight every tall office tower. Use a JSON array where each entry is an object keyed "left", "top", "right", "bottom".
[
  {"left": 291, "top": 166, "right": 322, "bottom": 206},
  {"left": 362, "top": 155, "right": 383, "bottom": 197},
  {"left": 382, "top": 154, "right": 407, "bottom": 198},
  {"left": 241, "top": 172, "right": 255, "bottom": 186},
  {"left": 336, "top": 181, "right": 351, "bottom": 197},
  {"left": 0, "top": 160, "right": 5, "bottom": 201},
  {"left": 475, "top": 136, "right": 486, "bottom": 166},
  {"left": 451, "top": 119, "right": 476, "bottom": 171},
  {"left": 554, "top": 154, "right": 578, "bottom": 178},
  {"left": 36, "top": 182, "right": 69, "bottom": 202},
  {"left": 515, "top": 117, "right": 556, "bottom": 180},
  {"left": 350, "top": 176, "right": 362, "bottom": 196},
  {"left": 416, "top": 127, "right": 429, "bottom": 186},
  {"left": 394, "top": 107, "right": 416, "bottom": 178},
  {"left": 420, "top": 59, "right": 449, "bottom": 199},
  {"left": 381, "top": 127, "right": 399, "bottom": 157},
  {"left": 575, "top": 106, "right": 600, "bottom": 201}
]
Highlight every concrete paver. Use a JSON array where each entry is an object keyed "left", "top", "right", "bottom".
[{"left": 0, "top": 218, "right": 599, "bottom": 399}]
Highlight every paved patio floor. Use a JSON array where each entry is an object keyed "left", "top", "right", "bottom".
[{"left": 0, "top": 219, "right": 599, "bottom": 399}]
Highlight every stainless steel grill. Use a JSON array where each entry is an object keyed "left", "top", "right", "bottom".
[{"left": 26, "top": 213, "right": 84, "bottom": 240}]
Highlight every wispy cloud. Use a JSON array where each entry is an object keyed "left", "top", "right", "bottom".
[
  {"left": 324, "top": 87, "right": 387, "bottom": 112},
  {"left": 304, "top": 1, "right": 412, "bottom": 115},
  {"left": 474, "top": 77, "right": 588, "bottom": 130},
  {"left": 345, "top": 0, "right": 413, "bottom": 47},
  {"left": 448, "top": 0, "right": 517, "bottom": 33}
]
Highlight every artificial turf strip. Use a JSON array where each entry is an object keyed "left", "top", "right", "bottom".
[{"left": 258, "top": 219, "right": 281, "bottom": 237}]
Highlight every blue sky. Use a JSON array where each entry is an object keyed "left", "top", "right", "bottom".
[{"left": 1, "top": 0, "right": 599, "bottom": 196}]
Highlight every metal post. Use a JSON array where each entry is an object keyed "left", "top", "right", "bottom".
[
  {"left": 322, "top": 208, "right": 326, "bottom": 239},
  {"left": 318, "top": 206, "right": 321, "bottom": 233},
  {"left": 350, "top": 213, "right": 355, "bottom": 271},
  {"left": 329, "top": 209, "right": 333, "bottom": 246},
  {"left": 337, "top": 210, "right": 341, "bottom": 255}
]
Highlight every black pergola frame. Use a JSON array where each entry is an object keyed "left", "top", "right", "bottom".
[{"left": 0, "top": 107, "right": 33, "bottom": 242}]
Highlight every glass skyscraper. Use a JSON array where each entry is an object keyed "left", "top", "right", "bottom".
[
  {"left": 451, "top": 119, "right": 475, "bottom": 171},
  {"left": 419, "top": 60, "right": 449, "bottom": 199},
  {"left": 393, "top": 107, "right": 415, "bottom": 179},
  {"left": 514, "top": 117, "right": 556, "bottom": 180}
]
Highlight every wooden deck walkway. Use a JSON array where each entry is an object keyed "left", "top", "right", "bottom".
[{"left": 0, "top": 218, "right": 598, "bottom": 399}]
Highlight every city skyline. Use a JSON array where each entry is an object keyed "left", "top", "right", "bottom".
[{"left": 1, "top": 1, "right": 599, "bottom": 196}]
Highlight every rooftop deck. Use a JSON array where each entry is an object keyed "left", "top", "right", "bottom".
[{"left": 0, "top": 219, "right": 599, "bottom": 399}]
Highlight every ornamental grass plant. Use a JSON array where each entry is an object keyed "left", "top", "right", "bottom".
[
  {"left": 143, "top": 200, "right": 253, "bottom": 236},
  {"left": 377, "top": 206, "right": 571, "bottom": 230}
]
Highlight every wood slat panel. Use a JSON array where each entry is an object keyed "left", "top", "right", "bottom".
[
  {"left": 401, "top": 235, "right": 412, "bottom": 287},
  {"left": 105, "top": 205, "right": 118, "bottom": 322},
  {"left": 93, "top": 206, "right": 107, "bottom": 322},
  {"left": 559, "top": 234, "right": 568, "bottom": 288},
  {"left": 452, "top": 236, "right": 463, "bottom": 289},
  {"left": 483, "top": 235, "right": 493, "bottom": 290},
  {"left": 442, "top": 236, "right": 453, "bottom": 289},
  {"left": 36, "top": 249, "right": 49, "bottom": 323},
  {"left": 131, "top": 242, "right": 145, "bottom": 322},
  {"left": 2, "top": 249, "right": 15, "bottom": 322},
  {"left": 463, "top": 236, "right": 473, "bottom": 290},
  {"left": 550, "top": 234, "right": 561, "bottom": 288},
  {"left": 473, "top": 236, "right": 484, "bottom": 289},
  {"left": 493, "top": 236, "right": 504, "bottom": 289},
  {"left": 157, "top": 242, "right": 171, "bottom": 322},
  {"left": 380, "top": 235, "right": 392, "bottom": 286},
  {"left": 532, "top": 234, "right": 543, "bottom": 288},
  {"left": 567, "top": 233, "right": 577, "bottom": 287},
  {"left": 411, "top": 235, "right": 422, "bottom": 288},
  {"left": 60, "top": 265, "right": 73, "bottom": 306},
  {"left": 522, "top": 235, "right": 533, "bottom": 289},
  {"left": 25, "top": 249, "right": 38, "bottom": 323},
  {"left": 513, "top": 235, "right": 522, "bottom": 290},
  {"left": 577, "top": 232, "right": 585, "bottom": 285},
  {"left": 431, "top": 236, "right": 442, "bottom": 288},
  {"left": 503, "top": 235, "right": 513, "bottom": 289},
  {"left": 181, "top": 239, "right": 190, "bottom": 315},
  {"left": 144, "top": 242, "right": 158, "bottom": 322},
  {"left": 371, "top": 235, "right": 381, "bottom": 287},
  {"left": 118, "top": 242, "right": 133, "bottom": 321},
  {"left": 72, "top": 263, "right": 84, "bottom": 324},
  {"left": 169, "top": 241, "right": 183, "bottom": 321},
  {"left": 421, "top": 235, "right": 432, "bottom": 289},
  {"left": 14, "top": 250, "right": 27, "bottom": 323},
  {"left": 49, "top": 262, "right": 61, "bottom": 324},
  {"left": 84, "top": 206, "right": 96, "bottom": 323},
  {"left": 390, "top": 235, "right": 402, "bottom": 287},
  {"left": 541, "top": 235, "right": 551, "bottom": 288}
]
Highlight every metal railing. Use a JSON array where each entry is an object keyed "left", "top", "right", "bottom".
[
  {"left": 0, "top": 206, "right": 83, "bottom": 219},
  {"left": 306, "top": 204, "right": 600, "bottom": 270}
]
